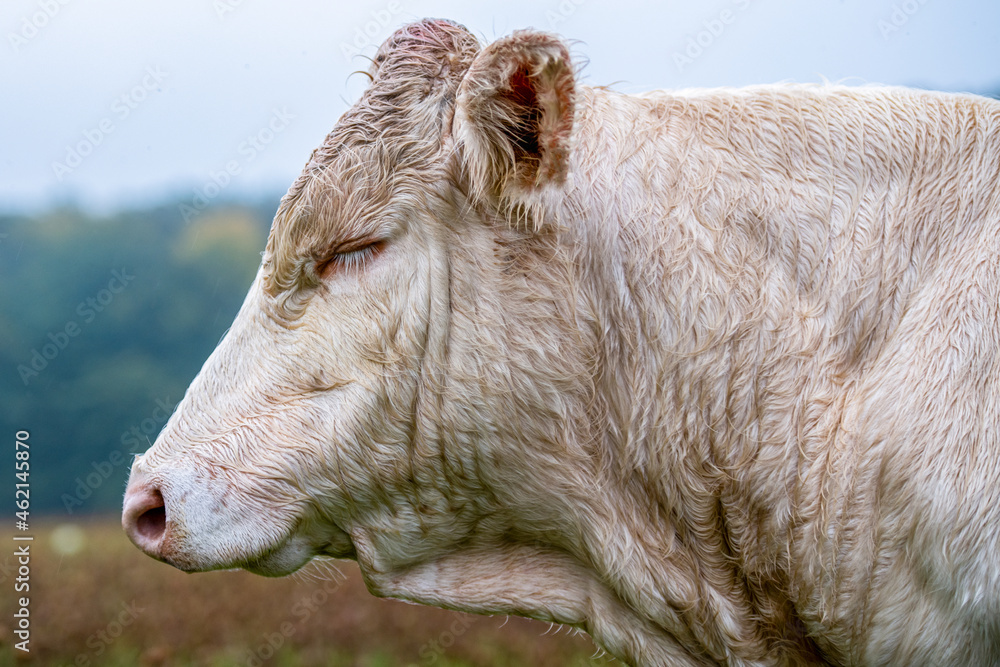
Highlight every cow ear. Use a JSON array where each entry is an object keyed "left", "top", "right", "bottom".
[{"left": 453, "top": 30, "right": 575, "bottom": 204}]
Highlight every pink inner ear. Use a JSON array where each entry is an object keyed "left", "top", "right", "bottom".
[
  {"left": 508, "top": 67, "right": 537, "bottom": 108},
  {"left": 503, "top": 66, "right": 542, "bottom": 162}
]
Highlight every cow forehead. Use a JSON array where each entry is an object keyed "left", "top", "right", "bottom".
[
  {"left": 260, "top": 20, "right": 484, "bottom": 299},
  {"left": 259, "top": 20, "right": 482, "bottom": 298},
  {"left": 263, "top": 136, "right": 445, "bottom": 297},
  {"left": 264, "top": 147, "right": 388, "bottom": 293}
]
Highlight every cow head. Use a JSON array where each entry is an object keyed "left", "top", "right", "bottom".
[{"left": 123, "top": 19, "right": 587, "bottom": 589}]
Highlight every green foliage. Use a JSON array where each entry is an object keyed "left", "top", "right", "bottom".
[{"left": 1, "top": 197, "right": 278, "bottom": 514}]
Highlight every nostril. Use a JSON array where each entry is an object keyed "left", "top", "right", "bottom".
[
  {"left": 136, "top": 503, "right": 166, "bottom": 541},
  {"left": 123, "top": 481, "right": 169, "bottom": 555}
]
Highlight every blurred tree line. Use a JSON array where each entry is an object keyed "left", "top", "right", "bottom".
[{"left": 1, "top": 197, "right": 279, "bottom": 515}]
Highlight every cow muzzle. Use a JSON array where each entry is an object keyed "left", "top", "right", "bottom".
[{"left": 122, "top": 456, "right": 324, "bottom": 575}]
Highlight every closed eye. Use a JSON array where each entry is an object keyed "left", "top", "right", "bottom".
[{"left": 316, "top": 239, "right": 387, "bottom": 278}]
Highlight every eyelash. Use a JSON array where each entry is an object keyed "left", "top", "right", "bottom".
[{"left": 316, "top": 240, "right": 386, "bottom": 277}]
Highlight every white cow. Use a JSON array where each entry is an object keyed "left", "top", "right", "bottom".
[{"left": 123, "top": 19, "right": 1000, "bottom": 666}]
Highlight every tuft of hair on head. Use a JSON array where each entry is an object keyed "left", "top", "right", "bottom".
[
  {"left": 366, "top": 18, "right": 482, "bottom": 130},
  {"left": 453, "top": 29, "right": 576, "bottom": 212}
]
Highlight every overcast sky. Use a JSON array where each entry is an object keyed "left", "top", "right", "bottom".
[{"left": 3, "top": 0, "right": 998, "bottom": 214}]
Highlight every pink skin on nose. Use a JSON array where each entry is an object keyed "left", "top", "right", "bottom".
[{"left": 122, "top": 471, "right": 168, "bottom": 559}]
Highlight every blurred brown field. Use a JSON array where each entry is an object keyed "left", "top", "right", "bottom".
[{"left": 0, "top": 519, "right": 616, "bottom": 667}]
